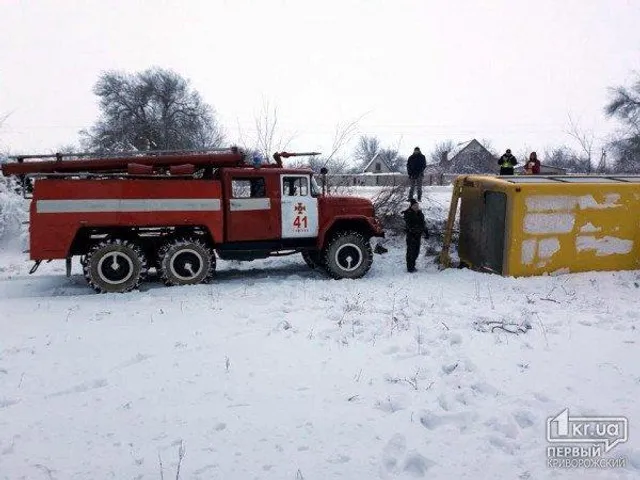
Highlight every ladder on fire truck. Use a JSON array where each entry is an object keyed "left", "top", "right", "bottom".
[
  {"left": 3, "top": 147, "right": 244, "bottom": 176},
  {"left": 1, "top": 147, "right": 321, "bottom": 196}
]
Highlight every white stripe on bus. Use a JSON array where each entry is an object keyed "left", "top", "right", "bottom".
[{"left": 36, "top": 199, "right": 222, "bottom": 213}]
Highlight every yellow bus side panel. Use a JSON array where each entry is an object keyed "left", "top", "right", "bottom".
[{"left": 505, "top": 185, "right": 640, "bottom": 276}]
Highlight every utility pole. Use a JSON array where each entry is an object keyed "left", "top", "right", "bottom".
[{"left": 597, "top": 149, "right": 607, "bottom": 174}]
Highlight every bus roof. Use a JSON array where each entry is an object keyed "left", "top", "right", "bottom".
[{"left": 464, "top": 175, "right": 640, "bottom": 185}]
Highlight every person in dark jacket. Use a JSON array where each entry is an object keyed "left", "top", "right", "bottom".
[
  {"left": 525, "top": 151, "right": 541, "bottom": 174},
  {"left": 498, "top": 149, "right": 518, "bottom": 175},
  {"left": 402, "top": 198, "right": 427, "bottom": 272},
  {"left": 406, "top": 147, "right": 427, "bottom": 201}
]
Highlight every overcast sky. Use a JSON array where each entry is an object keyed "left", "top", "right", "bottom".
[{"left": 1, "top": 0, "right": 639, "bottom": 161}]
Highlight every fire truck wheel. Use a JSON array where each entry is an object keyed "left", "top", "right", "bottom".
[
  {"left": 301, "top": 250, "right": 324, "bottom": 269},
  {"left": 159, "top": 238, "right": 214, "bottom": 286},
  {"left": 84, "top": 239, "right": 147, "bottom": 293},
  {"left": 323, "top": 232, "right": 373, "bottom": 280}
]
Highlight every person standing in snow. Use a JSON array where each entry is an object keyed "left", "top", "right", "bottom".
[
  {"left": 406, "top": 147, "right": 426, "bottom": 201},
  {"left": 402, "top": 198, "right": 427, "bottom": 272},
  {"left": 525, "top": 151, "right": 541, "bottom": 174},
  {"left": 498, "top": 149, "right": 518, "bottom": 175}
]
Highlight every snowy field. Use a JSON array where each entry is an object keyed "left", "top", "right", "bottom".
[{"left": 1, "top": 186, "right": 640, "bottom": 479}]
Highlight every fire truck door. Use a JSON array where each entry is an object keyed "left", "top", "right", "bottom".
[
  {"left": 280, "top": 175, "right": 318, "bottom": 238},
  {"left": 226, "top": 176, "right": 275, "bottom": 242}
]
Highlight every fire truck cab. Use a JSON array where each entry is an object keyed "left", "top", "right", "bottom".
[{"left": 1, "top": 148, "right": 384, "bottom": 293}]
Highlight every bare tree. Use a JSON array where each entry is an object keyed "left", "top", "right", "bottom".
[
  {"left": 379, "top": 137, "right": 406, "bottom": 173},
  {"left": 80, "top": 67, "right": 225, "bottom": 152},
  {"left": 354, "top": 135, "right": 380, "bottom": 169},
  {"left": 378, "top": 147, "right": 405, "bottom": 173},
  {"left": 287, "top": 118, "right": 361, "bottom": 175},
  {"left": 353, "top": 135, "right": 405, "bottom": 173},
  {"left": 323, "top": 115, "right": 364, "bottom": 167},
  {"left": 544, "top": 146, "right": 590, "bottom": 173},
  {"left": 480, "top": 138, "right": 499, "bottom": 158},
  {"left": 0, "top": 112, "right": 10, "bottom": 145},
  {"left": 250, "top": 99, "right": 296, "bottom": 161},
  {"left": 371, "top": 183, "right": 408, "bottom": 231},
  {"left": 284, "top": 116, "right": 365, "bottom": 195},
  {"left": 293, "top": 115, "right": 362, "bottom": 168},
  {"left": 566, "top": 113, "right": 595, "bottom": 173},
  {"left": 429, "top": 140, "right": 454, "bottom": 165},
  {"left": 513, "top": 146, "right": 532, "bottom": 167}
]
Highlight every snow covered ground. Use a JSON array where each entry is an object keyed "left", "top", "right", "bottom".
[{"left": 1, "top": 186, "right": 640, "bottom": 479}]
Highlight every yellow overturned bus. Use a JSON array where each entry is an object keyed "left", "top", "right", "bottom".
[{"left": 440, "top": 175, "right": 640, "bottom": 277}]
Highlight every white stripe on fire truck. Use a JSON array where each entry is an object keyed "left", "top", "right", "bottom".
[
  {"left": 36, "top": 199, "right": 222, "bottom": 213},
  {"left": 229, "top": 198, "right": 271, "bottom": 211}
]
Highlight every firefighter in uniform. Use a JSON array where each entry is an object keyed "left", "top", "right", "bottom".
[
  {"left": 402, "top": 198, "right": 427, "bottom": 272},
  {"left": 498, "top": 149, "right": 518, "bottom": 175}
]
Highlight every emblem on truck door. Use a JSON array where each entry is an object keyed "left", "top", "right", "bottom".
[
  {"left": 281, "top": 175, "right": 318, "bottom": 238},
  {"left": 293, "top": 202, "right": 309, "bottom": 231}
]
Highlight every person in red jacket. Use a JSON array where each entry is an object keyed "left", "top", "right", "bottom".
[{"left": 525, "top": 152, "right": 541, "bottom": 174}]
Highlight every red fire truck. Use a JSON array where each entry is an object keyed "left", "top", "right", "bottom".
[{"left": 1, "top": 148, "right": 384, "bottom": 293}]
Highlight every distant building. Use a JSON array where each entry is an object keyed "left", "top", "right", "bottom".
[
  {"left": 440, "top": 139, "right": 497, "bottom": 174},
  {"left": 362, "top": 152, "right": 393, "bottom": 174}
]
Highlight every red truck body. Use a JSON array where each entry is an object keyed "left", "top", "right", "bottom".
[
  {"left": 2, "top": 149, "right": 384, "bottom": 292},
  {"left": 30, "top": 178, "right": 224, "bottom": 259}
]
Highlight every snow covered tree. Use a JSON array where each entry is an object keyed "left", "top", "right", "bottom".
[
  {"left": 606, "top": 77, "right": 640, "bottom": 133},
  {"left": 605, "top": 75, "right": 640, "bottom": 173},
  {"left": 608, "top": 137, "right": 640, "bottom": 173},
  {"left": 0, "top": 173, "right": 27, "bottom": 243},
  {"left": 80, "top": 67, "right": 224, "bottom": 152}
]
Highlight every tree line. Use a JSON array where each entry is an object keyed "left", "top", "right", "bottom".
[{"left": 2, "top": 66, "right": 640, "bottom": 174}]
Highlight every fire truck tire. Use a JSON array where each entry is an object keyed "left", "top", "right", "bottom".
[
  {"left": 158, "top": 238, "right": 214, "bottom": 286},
  {"left": 301, "top": 250, "right": 324, "bottom": 269},
  {"left": 84, "top": 239, "right": 147, "bottom": 293},
  {"left": 323, "top": 231, "right": 373, "bottom": 280}
]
